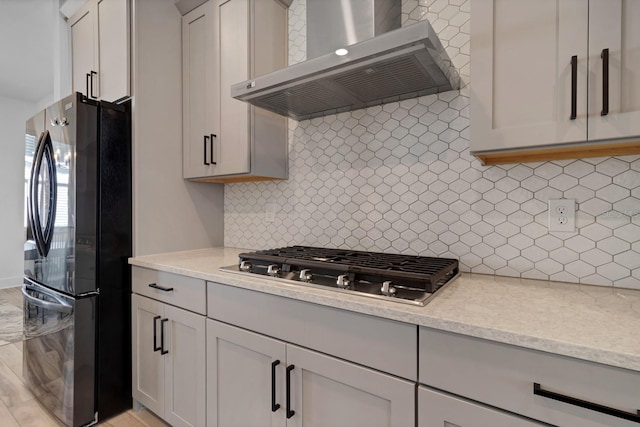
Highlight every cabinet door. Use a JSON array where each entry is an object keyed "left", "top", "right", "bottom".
[
  {"left": 97, "top": 0, "right": 129, "bottom": 101},
  {"left": 286, "top": 345, "right": 414, "bottom": 427},
  {"left": 588, "top": 0, "right": 640, "bottom": 140},
  {"left": 131, "top": 294, "right": 165, "bottom": 417},
  {"left": 218, "top": 0, "right": 251, "bottom": 176},
  {"left": 206, "top": 320, "right": 286, "bottom": 427},
  {"left": 470, "top": 0, "right": 588, "bottom": 152},
  {"left": 182, "top": 1, "right": 220, "bottom": 178},
  {"left": 70, "top": 1, "right": 98, "bottom": 99},
  {"left": 418, "top": 387, "right": 545, "bottom": 427},
  {"left": 164, "top": 304, "right": 206, "bottom": 427}
]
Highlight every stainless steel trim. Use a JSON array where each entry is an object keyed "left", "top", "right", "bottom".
[{"left": 220, "top": 265, "right": 460, "bottom": 307}]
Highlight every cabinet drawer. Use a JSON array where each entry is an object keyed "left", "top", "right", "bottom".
[
  {"left": 208, "top": 282, "right": 417, "bottom": 380},
  {"left": 132, "top": 267, "right": 206, "bottom": 315},
  {"left": 419, "top": 327, "right": 640, "bottom": 427},
  {"left": 418, "top": 386, "right": 545, "bottom": 427}
]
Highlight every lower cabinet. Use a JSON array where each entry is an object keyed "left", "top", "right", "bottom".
[
  {"left": 419, "top": 327, "right": 640, "bottom": 427},
  {"left": 132, "top": 294, "right": 206, "bottom": 427},
  {"left": 418, "top": 387, "right": 545, "bottom": 427},
  {"left": 206, "top": 319, "right": 415, "bottom": 427}
]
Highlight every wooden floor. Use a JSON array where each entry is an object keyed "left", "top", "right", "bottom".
[{"left": 0, "top": 288, "right": 168, "bottom": 427}]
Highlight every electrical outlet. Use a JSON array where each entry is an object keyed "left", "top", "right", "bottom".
[
  {"left": 548, "top": 199, "right": 575, "bottom": 232},
  {"left": 265, "top": 203, "right": 277, "bottom": 222}
]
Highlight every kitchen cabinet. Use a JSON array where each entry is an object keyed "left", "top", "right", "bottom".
[
  {"left": 182, "top": 1, "right": 219, "bottom": 179},
  {"left": 181, "top": 0, "right": 289, "bottom": 182},
  {"left": 470, "top": 0, "right": 640, "bottom": 164},
  {"left": 69, "top": 0, "right": 130, "bottom": 102},
  {"left": 419, "top": 327, "right": 640, "bottom": 427},
  {"left": 418, "top": 386, "right": 545, "bottom": 427},
  {"left": 207, "top": 319, "right": 414, "bottom": 427},
  {"left": 206, "top": 282, "right": 416, "bottom": 426},
  {"left": 132, "top": 268, "right": 206, "bottom": 427}
]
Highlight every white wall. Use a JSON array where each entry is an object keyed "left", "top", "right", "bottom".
[
  {"left": 0, "top": 96, "right": 37, "bottom": 288},
  {"left": 132, "top": 0, "right": 224, "bottom": 256}
]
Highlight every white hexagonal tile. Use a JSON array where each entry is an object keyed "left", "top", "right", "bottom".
[
  {"left": 597, "top": 263, "right": 630, "bottom": 281},
  {"left": 598, "top": 236, "right": 630, "bottom": 255},
  {"left": 534, "top": 163, "right": 563, "bottom": 180},
  {"left": 565, "top": 260, "right": 596, "bottom": 278},
  {"left": 521, "top": 176, "right": 547, "bottom": 192},
  {"left": 596, "top": 184, "right": 630, "bottom": 203},
  {"left": 509, "top": 234, "right": 534, "bottom": 250},
  {"left": 536, "top": 234, "right": 562, "bottom": 251},
  {"left": 535, "top": 259, "right": 563, "bottom": 275},
  {"left": 564, "top": 160, "right": 595, "bottom": 178},
  {"left": 495, "top": 244, "right": 519, "bottom": 261},
  {"left": 563, "top": 235, "right": 595, "bottom": 253},
  {"left": 614, "top": 251, "right": 640, "bottom": 270},
  {"left": 613, "top": 223, "right": 640, "bottom": 243},
  {"left": 579, "top": 172, "right": 611, "bottom": 190},
  {"left": 580, "top": 198, "right": 611, "bottom": 216},
  {"left": 581, "top": 248, "right": 613, "bottom": 267},
  {"left": 596, "top": 158, "right": 629, "bottom": 176},
  {"left": 549, "top": 175, "right": 578, "bottom": 191}
]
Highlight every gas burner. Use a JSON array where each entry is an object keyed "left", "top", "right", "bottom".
[{"left": 221, "top": 246, "right": 459, "bottom": 306}]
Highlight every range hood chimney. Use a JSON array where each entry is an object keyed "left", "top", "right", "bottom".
[{"left": 231, "top": 0, "right": 460, "bottom": 121}]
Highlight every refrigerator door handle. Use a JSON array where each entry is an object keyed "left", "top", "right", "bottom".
[
  {"left": 29, "top": 130, "right": 57, "bottom": 257},
  {"left": 27, "top": 132, "right": 45, "bottom": 255},
  {"left": 22, "top": 284, "right": 73, "bottom": 314}
]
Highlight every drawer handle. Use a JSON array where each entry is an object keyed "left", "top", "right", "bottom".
[
  {"left": 148, "top": 283, "right": 174, "bottom": 292},
  {"left": 533, "top": 383, "right": 640, "bottom": 423}
]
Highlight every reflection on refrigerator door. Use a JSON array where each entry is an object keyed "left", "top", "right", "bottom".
[{"left": 22, "top": 279, "right": 96, "bottom": 427}]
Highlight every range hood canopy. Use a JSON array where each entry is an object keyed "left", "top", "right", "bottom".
[{"left": 231, "top": 0, "right": 460, "bottom": 121}]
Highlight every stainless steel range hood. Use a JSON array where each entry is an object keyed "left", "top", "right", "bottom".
[{"left": 231, "top": 0, "right": 460, "bottom": 121}]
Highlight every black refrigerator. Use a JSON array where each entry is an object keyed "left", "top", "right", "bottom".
[{"left": 23, "top": 92, "right": 132, "bottom": 427}]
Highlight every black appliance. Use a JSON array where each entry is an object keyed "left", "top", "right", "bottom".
[
  {"left": 23, "top": 92, "right": 132, "bottom": 427},
  {"left": 221, "top": 246, "right": 459, "bottom": 305}
]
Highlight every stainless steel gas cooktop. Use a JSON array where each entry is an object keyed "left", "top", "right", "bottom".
[{"left": 220, "top": 246, "right": 459, "bottom": 306}]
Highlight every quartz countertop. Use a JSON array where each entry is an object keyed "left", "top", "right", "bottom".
[{"left": 129, "top": 247, "right": 640, "bottom": 372}]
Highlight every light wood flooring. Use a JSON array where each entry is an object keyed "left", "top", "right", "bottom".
[{"left": 0, "top": 287, "right": 168, "bottom": 427}]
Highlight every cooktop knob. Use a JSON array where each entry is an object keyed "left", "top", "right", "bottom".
[
  {"left": 381, "top": 281, "right": 397, "bottom": 296},
  {"left": 267, "top": 264, "right": 280, "bottom": 277},
  {"left": 337, "top": 274, "right": 350, "bottom": 288},
  {"left": 299, "top": 269, "right": 312, "bottom": 282},
  {"left": 239, "top": 261, "right": 252, "bottom": 272}
]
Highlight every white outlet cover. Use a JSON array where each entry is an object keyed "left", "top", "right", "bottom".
[
  {"left": 265, "top": 203, "right": 278, "bottom": 222},
  {"left": 548, "top": 199, "right": 576, "bottom": 232}
]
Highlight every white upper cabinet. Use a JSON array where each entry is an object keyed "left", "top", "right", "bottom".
[
  {"left": 471, "top": 0, "right": 640, "bottom": 164},
  {"left": 182, "top": 0, "right": 289, "bottom": 182},
  {"left": 69, "top": 0, "right": 130, "bottom": 102}
]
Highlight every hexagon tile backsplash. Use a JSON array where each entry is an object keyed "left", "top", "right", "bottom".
[{"left": 225, "top": 0, "right": 640, "bottom": 289}]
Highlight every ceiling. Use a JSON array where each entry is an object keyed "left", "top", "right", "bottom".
[{"left": 0, "top": 0, "right": 55, "bottom": 103}]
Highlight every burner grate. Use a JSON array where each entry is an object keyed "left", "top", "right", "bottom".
[{"left": 239, "top": 246, "right": 458, "bottom": 293}]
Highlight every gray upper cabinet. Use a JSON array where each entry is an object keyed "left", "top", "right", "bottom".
[
  {"left": 470, "top": 0, "right": 640, "bottom": 165},
  {"left": 69, "top": 0, "right": 130, "bottom": 102},
  {"left": 182, "top": 0, "right": 289, "bottom": 182},
  {"left": 182, "top": 1, "right": 219, "bottom": 179}
]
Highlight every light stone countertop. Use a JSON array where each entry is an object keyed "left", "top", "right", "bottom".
[{"left": 129, "top": 247, "right": 640, "bottom": 372}]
